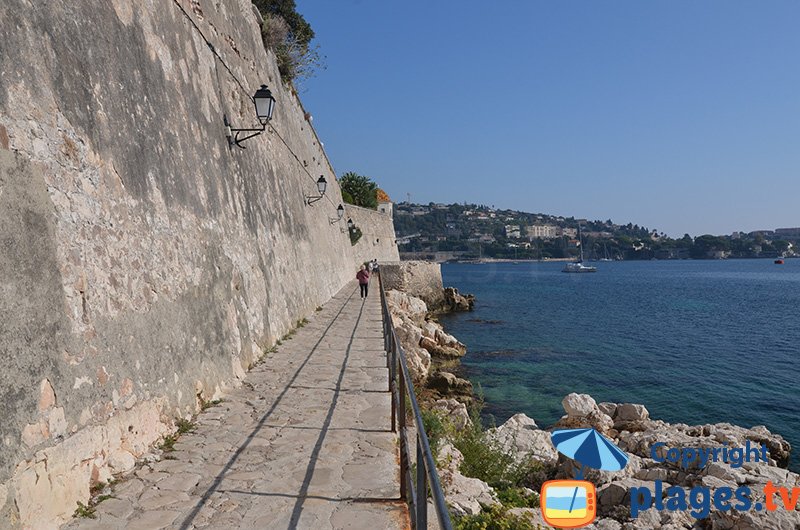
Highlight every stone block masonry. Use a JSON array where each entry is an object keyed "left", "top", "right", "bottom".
[
  {"left": 346, "top": 204, "right": 401, "bottom": 266},
  {"left": 0, "top": 0, "right": 398, "bottom": 527},
  {"left": 380, "top": 261, "right": 445, "bottom": 310}
]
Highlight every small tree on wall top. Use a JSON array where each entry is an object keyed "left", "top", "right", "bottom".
[{"left": 340, "top": 172, "right": 378, "bottom": 209}]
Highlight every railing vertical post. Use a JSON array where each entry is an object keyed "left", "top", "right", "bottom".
[
  {"left": 416, "top": 439, "right": 428, "bottom": 528},
  {"left": 390, "top": 336, "right": 396, "bottom": 434},
  {"left": 398, "top": 363, "right": 407, "bottom": 501}
]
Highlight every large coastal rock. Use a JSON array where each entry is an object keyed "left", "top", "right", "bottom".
[
  {"left": 386, "top": 289, "right": 469, "bottom": 383},
  {"left": 489, "top": 413, "right": 559, "bottom": 467},
  {"left": 555, "top": 393, "right": 614, "bottom": 434},
  {"left": 431, "top": 399, "right": 472, "bottom": 432},
  {"left": 386, "top": 289, "right": 428, "bottom": 324},
  {"left": 443, "top": 287, "right": 475, "bottom": 312},
  {"left": 427, "top": 372, "right": 473, "bottom": 399}
]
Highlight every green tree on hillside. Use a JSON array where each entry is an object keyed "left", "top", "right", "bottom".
[{"left": 340, "top": 172, "right": 378, "bottom": 209}]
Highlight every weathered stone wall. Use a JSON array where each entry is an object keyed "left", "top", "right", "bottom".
[
  {"left": 380, "top": 261, "right": 445, "bottom": 309},
  {"left": 346, "top": 204, "right": 401, "bottom": 268},
  {"left": 0, "top": 1, "right": 396, "bottom": 527}
]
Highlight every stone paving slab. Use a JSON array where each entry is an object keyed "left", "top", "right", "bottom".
[{"left": 64, "top": 281, "right": 408, "bottom": 529}]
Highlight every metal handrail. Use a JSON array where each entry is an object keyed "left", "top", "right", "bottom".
[{"left": 377, "top": 273, "right": 453, "bottom": 530}]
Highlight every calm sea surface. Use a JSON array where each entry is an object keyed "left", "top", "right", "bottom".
[{"left": 439, "top": 259, "right": 800, "bottom": 471}]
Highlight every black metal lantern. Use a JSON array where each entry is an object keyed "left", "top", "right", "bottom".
[
  {"left": 225, "top": 84, "right": 276, "bottom": 149},
  {"left": 307, "top": 175, "right": 328, "bottom": 205},
  {"left": 330, "top": 203, "right": 346, "bottom": 226},
  {"left": 253, "top": 85, "right": 276, "bottom": 125},
  {"left": 347, "top": 218, "right": 354, "bottom": 230}
]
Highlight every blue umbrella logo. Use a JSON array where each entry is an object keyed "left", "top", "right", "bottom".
[
  {"left": 551, "top": 428, "right": 629, "bottom": 476},
  {"left": 550, "top": 428, "right": 629, "bottom": 515}
]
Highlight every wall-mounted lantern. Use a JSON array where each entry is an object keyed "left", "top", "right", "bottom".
[
  {"left": 224, "top": 85, "right": 276, "bottom": 149},
  {"left": 306, "top": 175, "right": 327, "bottom": 205},
  {"left": 347, "top": 218, "right": 362, "bottom": 245},
  {"left": 330, "top": 203, "right": 345, "bottom": 224}
]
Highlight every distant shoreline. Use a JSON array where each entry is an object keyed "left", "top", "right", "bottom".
[{"left": 441, "top": 256, "right": 798, "bottom": 264}]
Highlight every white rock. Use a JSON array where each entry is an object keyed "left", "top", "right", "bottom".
[
  {"left": 386, "top": 290, "right": 428, "bottom": 322},
  {"left": 404, "top": 346, "right": 431, "bottom": 380},
  {"left": 490, "top": 413, "right": 559, "bottom": 467},
  {"left": 438, "top": 444, "right": 497, "bottom": 516},
  {"left": 616, "top": 403, "right": 649, "bottom": 422},
  {"left": 431, "top": 399, "right": 471, "bottom": 432},
  {"left": 421, "top": 321, "right": 440, "bottom": 339},
  {"left": 108, "top": 450, "right": 136, "bottom": 474},
  {"left": 393, "top": 316, "right": 423, "bottom": 350},
  {"left": 563, "top": 393, "right": 598, "bottom": 417},
  {"left": 598, "top": 402, "right": 618, "bottom": 418}
]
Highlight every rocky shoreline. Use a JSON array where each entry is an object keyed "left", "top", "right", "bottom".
[{"left": 385, "top": 286, "right": 800, "bottom": 529}]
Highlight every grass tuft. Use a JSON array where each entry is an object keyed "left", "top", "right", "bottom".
[
  {"left": 176, "top": 418, "right": 195, "bottom": 435},
  {"left": 159, "top": 434, "right": 177, "bottom": 452},
  {"left": 453, "top": 504, "right": 538, "bottom": 530},
  {"left": 74, "top": 501, "right": 96, "bottom": 519}
]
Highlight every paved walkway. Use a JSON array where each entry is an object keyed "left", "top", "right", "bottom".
[{"left": 66, "top": 281, "right": 408, "bottom": 530}]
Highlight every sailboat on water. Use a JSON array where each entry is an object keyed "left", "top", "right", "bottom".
[
  {"left": 599, "top": 242, "right": 612, "bottom": 262},
  {"left": 562, "top": 225, "right": 597, "bottom": 273}
]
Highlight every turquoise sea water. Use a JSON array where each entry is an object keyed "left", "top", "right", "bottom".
[{"left": 439, "top": 259, "right": 800, "bottom": 471}]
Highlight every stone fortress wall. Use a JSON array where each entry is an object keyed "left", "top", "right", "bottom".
[
  {"left": 346, "top": 204, "right": 401, "bottom": 267},
  {"left": 0, "top": 1, "right": 398, "bottom": 527}
]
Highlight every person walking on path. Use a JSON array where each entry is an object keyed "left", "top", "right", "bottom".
[{"left": 357, "top": 264, "right": 370, "bottom": 299}]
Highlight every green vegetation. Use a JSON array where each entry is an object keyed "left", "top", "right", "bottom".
[
  {"left": 349, "top": 226, "right": 363, "bottom": 246},
  {"left": 453, "top": 504, "right": 538, "bottom": 530},
  {"left": 176, "top": 418, "right": 196, "bottom": 435},
  {"left": 452, "top": 407, "right": 543, "bottom": 492},
  {"left": 73, "top": 501, "right": 96, "bottom": 519},
  {"left": 200, "top": 397, "right": 223, "bottom": 411},
  {"left": 340, "top": 172, "right": 379, "bottom": 209},
  {"left": 421, "top": 408, "right": 448, "bottom": 457},
  {"left": 420, "top": 399, "right": 549, "bottom": 528},
  {"left": 496, "top": 487, "right": 539, "bottom": 509},
  {"left": 255, "top": 0, "right": 324, "bottom": 85},
  {"left": 159, "top": 433, "right": 178, "bottom": 452}
]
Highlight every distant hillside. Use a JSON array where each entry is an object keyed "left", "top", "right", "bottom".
[{"left": 394, "top": 202, "right": 797, "bottom": 261}]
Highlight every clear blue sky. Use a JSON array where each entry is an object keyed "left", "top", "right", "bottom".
[{"left": 296, "top": 1, "right": 799, "bottom": 237}]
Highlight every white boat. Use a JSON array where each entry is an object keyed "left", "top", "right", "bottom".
[
  {"left": 563, "top": 261, "right": 597, "bottom": 273},
  {"left": 562, "top": 225, "right": 598, "bottom": 273}
]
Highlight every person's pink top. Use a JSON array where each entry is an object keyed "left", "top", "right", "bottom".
[{"left": 356, "top": 270, "right": 370, "bottom": 284}]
